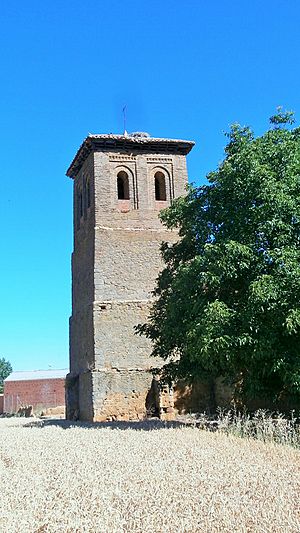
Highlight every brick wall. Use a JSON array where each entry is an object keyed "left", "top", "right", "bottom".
[
  {"left": 3, "top": 378, "right": 65, "bottom": 414},
  {"left": 0, "top": 394, "right": 3, "bottom": 414}
]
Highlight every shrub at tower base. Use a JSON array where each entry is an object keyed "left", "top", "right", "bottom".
[{"left": 137, "top": 110, "right": 300, "bottom": 409}]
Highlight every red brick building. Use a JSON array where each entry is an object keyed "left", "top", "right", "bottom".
[{"left": 3, "top": 369, "right": 67, "bottom": 415}]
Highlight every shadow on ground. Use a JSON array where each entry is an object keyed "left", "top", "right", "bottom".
[{"left": 23, "top": 418, "right": 189, "bottom": 431}]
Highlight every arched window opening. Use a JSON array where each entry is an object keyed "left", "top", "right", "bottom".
[
  {"left": 155, "top": 172, "right": 166, "bottom": 201},
  {"left": 117, "top": 171, "right": 130, "bottom": 200}
]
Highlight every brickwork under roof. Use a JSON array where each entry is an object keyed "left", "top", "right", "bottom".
[{"left": 66, "top": 133, "right": 195, "bottom": 178}]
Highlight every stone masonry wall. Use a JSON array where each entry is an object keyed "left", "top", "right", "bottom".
[
  {"left": 69, "top": 153, "right": 95, "bottom": 377},
  {"left": 91, "top": 370, "right": 153, "bottom": 422},
  {"left": 68, "top": 144, "right": 190, "bottom": 421},
  {"left": 93, "top": 301, "right": 153, "bottom": 370},
  {"left": 94, "top": 226, "right": 177, "bottom": 302},
  {"left": 88, "top": 150, "right": 188, "bottom": 421}
]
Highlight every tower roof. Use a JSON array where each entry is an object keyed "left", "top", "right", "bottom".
[{"left": 66, "top": 133, "right": 195, "bottom": 178}]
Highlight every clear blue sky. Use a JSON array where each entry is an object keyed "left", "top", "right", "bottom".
[{"left": 1, "top": 1, "right": 299, "bottom": 371}]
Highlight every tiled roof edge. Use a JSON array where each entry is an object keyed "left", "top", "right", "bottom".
[{"left": 66, "top": 134, "right": 195, "bottom": 178}]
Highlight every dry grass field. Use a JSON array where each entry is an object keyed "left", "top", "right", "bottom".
[{"left": 0, "top": 417, "right": 299, "bottom": 533}]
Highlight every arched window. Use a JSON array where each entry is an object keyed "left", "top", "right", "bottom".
[
  {"left": 117, "top": 171, "right": 130, "bottom": 200},
  {"left": 155, "top": 171, "right": 166, "bottom": 201}
]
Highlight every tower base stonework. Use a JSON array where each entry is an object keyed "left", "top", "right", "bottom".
[
  {"left": 92, "top": 369, "right": 153, "bottom": 421},
  {"left": 66, "top": 370, "right": 176, "bottom": 422},
  {"left": 66, "top": 133, "right": 194, "bottom": 422}
]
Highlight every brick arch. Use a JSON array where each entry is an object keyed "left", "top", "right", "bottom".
[
  {"left": 117, "top": 171, "right": 130, "bottom": 200},
  {"left": 151, "top": 165, "right": 171, "bottom": 178},
  {"left": 151, "top": 166, "right": 171, "bottom": 203},
  {"left": 114, "top": 164, "right": 134, "bottom": 174},
  {"left": 114, "top": 165, "right": 135, "bottom": 210}
]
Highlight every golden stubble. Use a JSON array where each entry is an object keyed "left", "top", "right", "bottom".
[{"left": 0, "top": 417, "right": 299, "bottom": 533}]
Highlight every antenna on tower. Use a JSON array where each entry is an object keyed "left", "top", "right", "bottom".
[{"left": 122, "top": 105, "right": 128, "bottom": 136}]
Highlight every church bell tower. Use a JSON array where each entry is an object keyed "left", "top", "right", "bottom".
[{"left": 66, "top": 132, "right": 194, "bottom": 421}]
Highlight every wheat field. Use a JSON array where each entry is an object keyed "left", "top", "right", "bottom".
[{"left": 0, "top": 417, "right": 299, "bottom": 533}]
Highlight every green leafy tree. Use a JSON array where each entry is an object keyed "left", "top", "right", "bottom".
[
  {"left": 0, "top": 357, "right": 12, "bottom": 393},
  {"left": 138, "top": 110, "right": 300, "bottom": 407}
]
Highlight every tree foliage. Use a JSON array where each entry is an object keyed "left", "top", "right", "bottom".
[
  {"left": 138, "top": 110, "right": 300, "bottom": 406},
  {"left": 0, "top": 357, "right": 12, "bottom": 393}
]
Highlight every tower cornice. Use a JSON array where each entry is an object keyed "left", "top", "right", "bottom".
[{"left": 66, "top": 134, "right": 195, "bottom": 178}]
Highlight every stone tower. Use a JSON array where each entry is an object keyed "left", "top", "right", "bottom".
[{"left": 66, "top": 132, "right": 194, "bottom": 421}]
